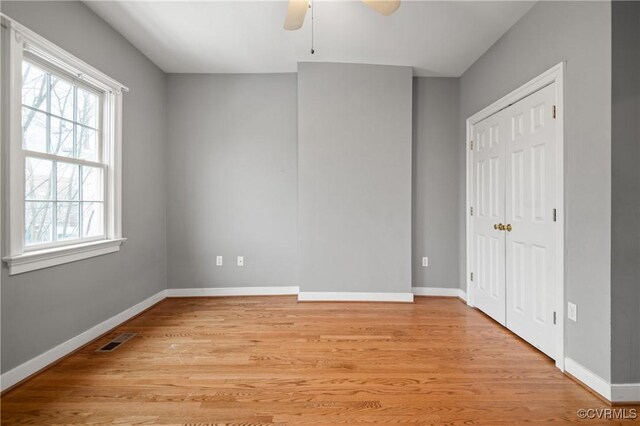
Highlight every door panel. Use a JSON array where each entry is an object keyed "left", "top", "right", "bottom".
[
  {"left": 504, "top": 83, "right": 557, "bottom": 359},
  {"left": 471, "top": 110, "right": 506, "bottom": 326},
  {"left": 511, "top": 149, "right": 525, "bottom": 221}
]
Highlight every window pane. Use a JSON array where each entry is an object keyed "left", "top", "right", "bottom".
[
  {"left": 82, "top": 166, "right": 103, "bottom": 201},
  {"left": 56, "top": 202, "right": 79, "bottom": 241},
  {"left": 50, "top": 76, "right": 74, "bottom": 120},
  {"left": 25, "top": 157, "right": 53, "bottom": 201},
  {"left": 77, "top": 125, "right": 98, "bottom": 161},
  {"left": 22, "top": 62, "right": 48, "bottom": 111},
  {"left": 22, "top": 107, "right": 47, "bottom": 153},
  {"left": 77, "top": 88, "right": 98, "bottom": 128},
  {"left": 50, "top": 116, "right": 74, "bottom": 157},
  {"left": 25, "top": 201, "right": 53, "bottom": 245},
  {"left": 82, "top": 202, "right": 104, "bottom": 238},
  {"left": 56, "top": 162, "right": 80, "bottom": 201}
]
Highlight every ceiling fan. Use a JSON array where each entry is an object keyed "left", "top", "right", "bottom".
[{"left": 283, "top": 0, "right": 401, "bottom": 31}]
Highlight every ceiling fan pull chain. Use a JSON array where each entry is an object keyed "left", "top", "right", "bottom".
[{"left": 310, "top": 0, "right": 315, "bottom": 54}]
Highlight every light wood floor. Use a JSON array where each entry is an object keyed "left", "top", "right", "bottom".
[{"left": 2, "top": 296, "right": 637, "bottom": 425}]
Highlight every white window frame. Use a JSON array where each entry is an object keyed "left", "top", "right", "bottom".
[{"left": 2, "top": 15, "right": 128, "bottom": 275}]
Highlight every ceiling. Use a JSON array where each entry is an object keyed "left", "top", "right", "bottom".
[{"left": 85, "top": 0, "right": 535, "bottom": 77}]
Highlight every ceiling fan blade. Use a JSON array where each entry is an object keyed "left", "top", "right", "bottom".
[
  {"left": 361, "top": 0, "right": 400, "bottom": 16},
  {"left": 284, "top": 0, "right": 309, "bottom": 30}
]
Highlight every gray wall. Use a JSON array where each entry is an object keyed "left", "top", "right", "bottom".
[
  {"left": 165, "top": 74, "right": 298, "bottom": 289},
  {"left": 459, "top": 1, "right": 612, "bottom": 380},
  {"left": 164, "top": 72, "right": 456, "bottom": 293},
  {"left": 1, "top": 1, "right": 167, "bottom": 373},
  {"left": 412, "top": 78, "right": 460, "bottom": 289},
  {"left": 298, "top": 62, "right": 413, "bottom": 294},
  {"left": 611, "top": 0, "right": 640, "bottom": 385}
]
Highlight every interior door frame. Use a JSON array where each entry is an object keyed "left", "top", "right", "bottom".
[{"left": 465, "top": 62, "right": 565, "bottom": 371}]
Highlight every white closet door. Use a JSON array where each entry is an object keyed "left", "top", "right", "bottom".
[
  {"left": 471, "top": 110, "right": 507, "bottom": 326},
  {"left": 504, "top": 83, "right": 557, "bottom": 359}
]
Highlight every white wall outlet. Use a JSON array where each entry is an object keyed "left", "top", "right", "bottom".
[
  {"left": 422, "top": 257, "right": 429, "bottom": 267},
  {"left": 237, "top": 256, "right": 244, "bottom": 266},
  {"left": 216, "top": 256, "right": 223, "bottom": 266},
  {"left": 567, "top": 302, "right": 577, "bottom": 322}
]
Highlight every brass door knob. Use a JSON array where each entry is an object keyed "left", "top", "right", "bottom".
[
  {"left": 495, "top": 223, "right": 505, "bottom": 231},
  {"left": 505, "top": 224, "right": 512, "bottom": 232}
]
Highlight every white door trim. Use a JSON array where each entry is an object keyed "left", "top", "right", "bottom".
[{"left": 465, "top": 62, "right": 565, "bottom": 371}]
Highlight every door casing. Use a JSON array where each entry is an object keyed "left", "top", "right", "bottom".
[{"left": 465, "top": 62, "right": 565, "bottom": 371}]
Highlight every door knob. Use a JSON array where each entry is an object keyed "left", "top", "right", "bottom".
[
  {"left": 495, "top": 223, "right": 504, "bottom": 231},
  {"left": 505, "top": 224, "right": 512, "bottom": 232}
]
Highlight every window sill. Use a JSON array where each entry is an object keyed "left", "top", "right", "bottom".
[{"left": 3, "top": 238, "right": 126, "bottom": 275}]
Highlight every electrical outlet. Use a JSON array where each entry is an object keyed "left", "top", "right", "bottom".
[
  {"left": 237, "top": 256, "right": 244, "bottom": 267},
  {"left": 422, "top": 257, "right": 429, "bottom": 267},
  {"left": 567, "top": 302, "right": 577, "bottom": 322}
]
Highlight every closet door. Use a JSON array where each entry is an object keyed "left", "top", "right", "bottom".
[
  {"left": 504, "top": 83, "right": 557, "bottom": 359},
  {"left": 471, "top": 110, "right": 507, "bottom": 326}
]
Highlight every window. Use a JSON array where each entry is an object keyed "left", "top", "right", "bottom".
[
  {"left": 3, "top": 17, "right": 128, "bottom": 275},
  {"left": 23, "top": 60, "right": 105, "bottom": 247}
]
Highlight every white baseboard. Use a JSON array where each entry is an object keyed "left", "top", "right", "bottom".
[
  {"left": 565, "top": 357, "right": 640, "bottom": 403},
  {"left": 611, "top": 383, "right": 640, "bottom": 403},
  {"left": 167, "top": 287, "right": 469, "bottom": 303},
  {"left": 565, "top": 357, "right": 612, "bottom": 400},
  {"left": 412, "top": 286, "right": 467, "bottom": 301},
  {"left": 0, "top": 290, "right": 166, "bottom": 392},
  {"left": 298, "top": 291, "right": 414, "bottom": 302},
  {"left": 165, "top": 286, "right": 299, "bottom": 297}
]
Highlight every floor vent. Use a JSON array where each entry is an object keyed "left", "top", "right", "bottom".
[{"left": 96, "top": 332, "right": 136, "bottom": 352}]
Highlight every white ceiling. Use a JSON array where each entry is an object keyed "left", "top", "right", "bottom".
[{"left": 85, "top": 0, "right": 535, "bottom": 77}]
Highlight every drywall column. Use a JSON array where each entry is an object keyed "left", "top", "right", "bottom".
[
  {"left": 297, "top": 62, "right": 413, "bottom": 300},
  {"left": 611, "top": 0, "right": 640, "bottom": 386}
]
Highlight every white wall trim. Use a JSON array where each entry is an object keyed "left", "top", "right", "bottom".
[
  {"left": 165, "top": 286, "right": 300, "bottom": 297},
  {"left": 0, "top": 290, "right": 166, "bottom": 392},
  {"left": 169, "top": 287, "right": 470, "bottom": 302},
  {"left": 611, "top": 383, "right": 640, "bottom": 403},
  {"left": 565, "top": 357, "right": 612, "bottom": 401},
  {"left": 0, "top": 14, "right": 128, "bottom": 92},
  {"left": 412, "top": 286, "right": 466, "bottom": 301},
  {"left": 3, "top": 238, "right": 126, "bottom": 275},
  {"left": 298, "top": 292, "right": 414, "bottom": 303},
  {"left": 564, "top": 357, "right": 640, "bottom": 403},
  {"left": 465, "top": 62, "right": 566, "bottom": 371}
]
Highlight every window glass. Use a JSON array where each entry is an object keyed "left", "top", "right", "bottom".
[{"left": 21, "top": 60, "right": 106, "bottom": 247}]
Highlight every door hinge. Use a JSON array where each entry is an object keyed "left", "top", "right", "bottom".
[
  {"left": 470, "top": 272, "right": 474, "bottom": 282},
  {"left": 553, "top": 208, "right": 557, "bottom": 222},
  {"left": 470, "top": 140, "right": 474, "bottom": 150},
  {"left": 470, "top": 206, "right": 474, "bottom": 216},
  {"left": 553, "top": 311, "right": 557, "bottom": 325},
  {"left": 552, "top": 105, "right": 557, "bottom": 119}
]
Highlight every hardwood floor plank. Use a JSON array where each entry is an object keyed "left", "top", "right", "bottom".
[{"left": 2, "top": 296, "right": 637, "bottom": 425}]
